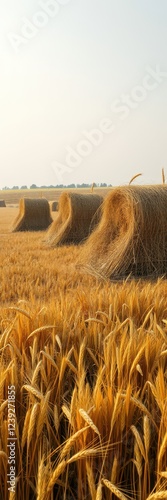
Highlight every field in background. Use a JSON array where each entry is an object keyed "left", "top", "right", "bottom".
[
  {"left": 1, "top": 192, "right": 167, "bottom": 499},
  {"left": 0, "top": 186, "right": 110, "bottom": 206}
]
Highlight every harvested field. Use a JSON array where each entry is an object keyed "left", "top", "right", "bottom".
[
  {"left": 0, "top": 207, "right": 19, "bottom": 233},
  {"left": 45, "top": 191, "right": 103, "bottom": 246},
  {"left": 79, "top": 184, "right": 167, "bottom": 280},
  {"left": 0, "top": 187, "right": 110, "bottom": 205},
  {"left": 11, "top": 197, "right": 53, "bottom": 232}
]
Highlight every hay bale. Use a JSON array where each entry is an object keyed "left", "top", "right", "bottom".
[
  {"left": 78, "top": 185, "right": 167, "bottom": 280},
  {"left": 45, "top": 192, "right": 103, "bottom": 246},
  {"left": 50, "top": 201, "right": 59, "bottom": 212},
  {"left": 0, "top": 200, "right": 6, "bottom": 207},
  {"left": 12, "top": 198, "right": 53, "bottom": 232}
]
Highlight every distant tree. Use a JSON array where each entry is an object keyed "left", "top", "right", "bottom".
[
  {"left": 2, "top": 186, "right": 10, "bottom": 190},
  {"left": 76, "top": 183, "right": 89, "bottom": 188},
  {"left": 20, "top": 185, "right": 28, "bottom": 189},
  {"left": 30, "top": 184, "right": 37, "bottom": 189},
  {"left": 12, "top": 185, "right": 19, "bottom": 190},
  {"left": 100, "top": 183, "right": 107, "bottom": 187},
  {"left": 67, "top": 183, "right": 76, "bottom": 188}
]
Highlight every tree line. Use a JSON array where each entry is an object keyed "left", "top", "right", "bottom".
[{"left": 2, "top": 183, "right": 111, "bottom": 190}]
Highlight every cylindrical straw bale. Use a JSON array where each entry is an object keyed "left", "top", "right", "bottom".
[
  {"left": 50, "top": 201, "right": 59, "bottom": 212},
  {"left": 45, "top": 192, "right": 103, "bottom": 246},
  {"left": 0, "top": 200, "right": 6, "bottom": 207},
  {"left": 11, "top": 198, "right": 53, "bottom": 232},
  {"left": 78, "top": 185, "right": 167, "bottom": 279}
]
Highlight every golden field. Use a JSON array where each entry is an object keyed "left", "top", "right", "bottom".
[
  {"left": 1, "top": 189, "right": 167, "bottom": 499},
  {"left": 0, "top": 187, "right": 110, "bottom": 207}
]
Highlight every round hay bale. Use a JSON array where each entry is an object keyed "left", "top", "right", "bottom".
[
  {"left": 0, "top": 200, "right": 6, "bottom": 207},
  {"left": 78, "top": 185, "right": 167, "bottom": 279},
  {"left": 50, "top": 201, "right": 59, "bottom": 212},
  {"left": 45, "top": 192, "right": 103, "bottom": 246},
  {"left": 11, "top": 198, "right": 53, "bottom": 232}
]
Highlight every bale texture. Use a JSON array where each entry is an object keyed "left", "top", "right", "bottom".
[
  {"left": 0, "top": 200, "right": 6, "bottom": 207},
  {"left": 45, "top": 192, "right": 103, "bottom": 246},
  {"left": 12, "top": 198, "right": 53, "bottom": 232},
  {"left": 78, "top": 185, "right": 167, "bottom": 279},
  {"left": 50, "top": 201, "right": 59, "bottom": 212}
]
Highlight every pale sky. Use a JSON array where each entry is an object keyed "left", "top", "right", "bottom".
[{"left": 0, "top": 0, "right": 167, "bottom": 188}]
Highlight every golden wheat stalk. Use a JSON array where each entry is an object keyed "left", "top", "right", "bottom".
[
  {"left": 37, "top": 390, "right": 51, "bottom": 438},
  {"left": 27, "top": 403, "right": 39, "bottom": 449},
  {"left": 129, "top": 344, "right": 145, "bottom": 379},
  {"left": 131, "top": 425, "right": 146, "bottom": 460},
  {"left": 146, "top": 492, "right": 167, "bottom": 499},
  {"left": 134, "top": 441, "right": 142, "bottom": 478},
  {"left": 79, "top": 408, "right": 101, "bottom": 442},
  {"left": 136, "top": 363, "right": 143, "bottom": 376},
  {"left": 46, "top": 460, "right": 67, "bottom": 493},
  {"left": 157, "top": 430, "right": 167, "bottom": 469},
  {"left": 67, "top": 447, "right": 100, "bottom": 464},
  {"left": 96, "top": 481, "right": 103, "bottom": 500},
  {"left": 60, "top": 427, "right": 90, "bottom": 460},
  {"left": 162, "top": 167, "right": 165, "bottom": 184},
  {"left": 62, "top": 404, "right": 71, "bottom": 424},
  {"left": 78, "top": 337, "right": 87, "bottom": 375},
  {"left": 102, "top": 479, "right": 130, "bottom": 500},
  {"left": 22, "top": 384, "right": 43, "bottom": 400},
  {"left": 21, "top": 408, "right": 31, "bottom": 448},
  {"left": 129, "top": 173, "right": 142, "bottom": 185},
  {"left": 143, "top": 415, "right": 150, "bottom": 456},
  {"left": 40, "top": 350, "right": 58, "bottom": 370},
  {"left": 86, "top": 460, "right": 96, "bottom": 499},
  {"left": 110, "top": 391, "right": 123, "bottom": 434},
  {"left": 122, "top": 393, "right": 157, "bottom": 430},
  {"left": 7, "top": 306, "right": 32, "bottom": 319},
  {"left": 36, "top": 457, "right": 47, "bottom": 500},
  {"left": 54, "top": 404, "right": 59, "bottom": 433},
  {"left": 111, "top": 455, "right": 118, "bottom": 484},
  {"left": 9, "top": 491, "right": 16, "bottom": 500},
  {"left": 55, "top": 334, "right": 62, "bottom": 351},
  {"left": 27, "top": 325, "right": 57, "bottom": 339},
  {"left": 31, "top": 360, "right": 42, "bottom": 386}
]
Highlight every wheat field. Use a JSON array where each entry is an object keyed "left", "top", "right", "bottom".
[{"left": 1, "top": 191, "right": 167, "bottom": 499}]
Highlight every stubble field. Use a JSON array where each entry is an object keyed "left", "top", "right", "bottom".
[{"left": 1, "top": 189, "right": 167, "bottom": 500}]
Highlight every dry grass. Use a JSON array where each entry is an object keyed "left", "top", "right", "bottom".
[
  {"left": 1, "top": 202, "right": 167, "bottom": 498},
  {"left": 79, "top": 185, "right": 167, "bottom": 280},
  {"left": 11, "top": 198, "right": 53, "bottom": 232},
  {"left": 45, "top": 192, "right": 103, "bottom": 246}
]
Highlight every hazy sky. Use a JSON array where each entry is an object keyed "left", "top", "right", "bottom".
[{"left": 0, "top": 0, "right": 167, "bottom": 188}]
